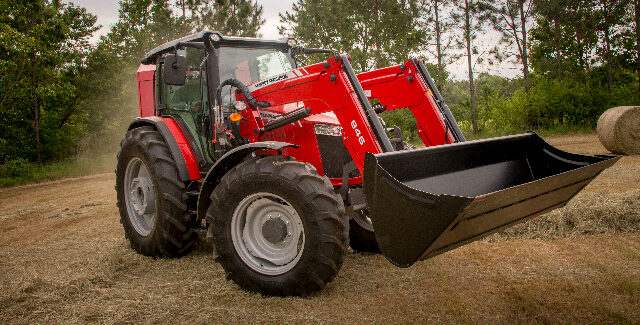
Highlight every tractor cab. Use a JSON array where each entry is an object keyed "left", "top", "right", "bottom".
[{"left": 140, "top": 31, "right": 302, "bottom": 170}]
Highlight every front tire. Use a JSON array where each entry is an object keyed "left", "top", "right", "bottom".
[
  {"left": 116, "top": 126, "right": 197, "bottom": 257},
  {"left": 208, "top": 155, "right": 348, "bottom": 296},
  {"left": 348, "top": 209, "right": 381, "bottom": 253}
]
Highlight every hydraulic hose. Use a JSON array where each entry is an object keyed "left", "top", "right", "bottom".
[
  {"left": 256, "top": 107, "right": 312, "bottom": 135},
  {"left": 216, "top": 78, "right": 271, "bottom": 108}
]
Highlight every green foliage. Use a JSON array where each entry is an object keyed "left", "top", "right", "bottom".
[
  {"left": 476, "top": 69, "right": 639, "bottom": 135},
  {"left": 0, "top": 0, "right": 99, "bottom": 163},
  {"left": 0, "top": 0, "right": 266, "bottom": 167},
  {"left": 0, "top": 154, "right": 115, "bottom": 187},
  {"left": 0, "top": 158, "right": 35, "bottom": 178},
  {"left": 379, "top": 109, "right": 420, "bottom": 143},
  {"left": 78, "top": 0, "right": 266, "bottom": 155},
  {"left": 191, "top": 0, "right": 264, "bottom": 36},
  {"left": 435, "top": 66, "right": 640, "bottom": 139},
  {"left": 529, "top": 0, "right": 634, "bottom": 80},
  {"left": 279, "top": 0, "right": 426, "bottom": 72},
  {"left": 1, "top": 0, "right": 639, "bottom": 187}
]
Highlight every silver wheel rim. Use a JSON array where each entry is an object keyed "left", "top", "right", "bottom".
[
  {"left": 124, "top": 157, "right": 155, "bottom": 236},
  {"left": 231, "top": 192, "right": 305, "bottom": 275}
]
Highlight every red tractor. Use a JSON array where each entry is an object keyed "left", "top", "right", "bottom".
[{"left": 116, "top": 31, "right": 618, "bottom": 296}]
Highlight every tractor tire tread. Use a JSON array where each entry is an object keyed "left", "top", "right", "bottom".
[
  {"left": 348, "top": 218, "right": 381, "bottom": 254},
  {"left": 115, "top": 126, "right": 197, "bottom": 258},
  {"left": 208, "top": 155, "right": 348, "bottom": 296}
]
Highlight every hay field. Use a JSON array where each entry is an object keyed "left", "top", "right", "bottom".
[{"left": 1, "top": 133, "right": 638, "bottom": 324}]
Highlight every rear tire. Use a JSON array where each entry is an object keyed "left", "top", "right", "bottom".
[
  {"left": 347, "top": 140, "right": 412, "bottom": 254},
  {"left": 208, "top": 155, "right": 348, "bottom": 296},
  {"left": 115, "top": 126, "right": 197, "bottom": 257}
]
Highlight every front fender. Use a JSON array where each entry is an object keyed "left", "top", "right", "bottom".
[
  {"left": 128, "top": 117, "right": 201, "bottom": 182},
  {"left": 196, "top": 141, "right": 299, "bottom": 222}
]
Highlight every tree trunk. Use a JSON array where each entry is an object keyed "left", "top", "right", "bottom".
[
  {"left": 373, "top": 0, "right": 382, "bottom": 69},
  {"left": 519, "top": 0, "right": 530, "bottom": 93},
  {"left": 636, "top": 0, "right": 640, "bottom": 101},
  {"left": 401, "top": 0, "right": 408, "bottom": 59},
  {"left": 362, "top": 27, "right": 369, "bottom": 72},
  {"left": 603, "top": 1, "right": 613, "bottom": 91},
  {"left": 578, "top": 40, "right": 586, "bottom": 70},
  {"left": 32, "top": 81, "right": 41, "bottom": 163},
  {"left": 554, "top": 17, "right": 562, "bottom": 80},
  {"left": 465, "top": 0, "right": 477, "bottom": 133},
  {"left": 605, "top": 27, "right": 613, "bottom": 90},
  {"left": 434, "top": 0, "right": 445, "bottom": 98}
]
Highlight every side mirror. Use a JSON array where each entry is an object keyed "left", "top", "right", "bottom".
[{"left": 163, "top": 54, "right": 186, "bottom": 86}]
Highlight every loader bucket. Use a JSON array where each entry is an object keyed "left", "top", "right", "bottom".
[{"left": 363, "top": 132, "right": 619, "bottom": 267}]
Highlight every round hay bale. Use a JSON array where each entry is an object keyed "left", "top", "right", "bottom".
[{"left": 597, "top": 106, "right": 640, "bottom": 155}]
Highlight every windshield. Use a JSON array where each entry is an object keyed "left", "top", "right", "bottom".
[{"left": 218, "top": 47, "right": 294, "bottom": 86}]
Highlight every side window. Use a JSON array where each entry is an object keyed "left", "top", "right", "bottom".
[
  {"left": 256, "top": 52, "right": 291, "bottom": 81},
  {"left": 159, "top": 48, "right": 206, "bottom": 112}
]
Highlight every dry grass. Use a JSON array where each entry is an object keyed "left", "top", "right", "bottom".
[
  {"left": 0, "top": 133, "right": 639, "bottom": 324},
  {"left": 487, "top": 190, "right": 640, "bottom": 241},
  {"left": 488, "top": 133, "right": 640, "bottom": 241}
]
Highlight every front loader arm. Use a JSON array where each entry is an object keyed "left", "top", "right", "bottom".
[
  {"left": 240, "top": 54, "right": 393, "bottom": 175},
  {"left": 237, "top": 54, "right": 620, "bottom": 270},
  {"left": 357, "top": 59, "right": 465, "bottom": 146}
]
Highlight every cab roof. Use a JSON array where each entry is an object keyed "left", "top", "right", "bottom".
[{"left": 141, "top": 31, "right": 291, "bottom": 64}]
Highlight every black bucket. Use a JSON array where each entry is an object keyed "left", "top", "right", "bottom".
[{"left": 363, "top": 132, "right": 619, "bottom": 267}]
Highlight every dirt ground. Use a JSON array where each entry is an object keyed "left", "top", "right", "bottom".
[{"left": 1, "top": 133, "right": 638, "bottom": 324}]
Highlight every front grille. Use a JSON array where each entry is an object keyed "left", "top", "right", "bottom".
[{"left": 315, "top": 134, "right": 359, "bottom": 178}]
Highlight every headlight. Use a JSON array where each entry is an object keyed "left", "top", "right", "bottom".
[
  {"left": 314, "top": 123, "right": 342, "bottom": 137},
  {"left": 287, "top": 38, "right": 297, "bottom": 47}
]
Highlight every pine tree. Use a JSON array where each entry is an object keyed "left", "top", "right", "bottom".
[
  {"left": 421, "top": 0, "right": 458, "bottom": 97},
  {"left": 194, "top": 0, "right": 264, "bottom": 37},
  {"left": 279, "top": 0, "right": 426, "bottom": 72},
  {"left": 481, "top": 0, "right": 534, "bottom": 93},
  {"left": 451, "top": 0, "right": 489, "bottom": 134},
  {"left": 594, "top": 0, "right": 629, "bottom": 90},
  {"left": 635, "top": 0, "right": 640, "bottom": 100}
]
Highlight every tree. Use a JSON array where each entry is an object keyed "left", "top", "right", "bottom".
[
  {"left": 80, "top": 0, "right": 189, "bottom": 153},
  {"left": 481, "top": 0, "right": 535, "bottom": 92},
  {"left": 594, "top": 0, "right": 630, "bottom": 90},
  {"left": 420, "top": 0, "right": 458, "bottom": 97},
  {"left": 529, "top": 0, "right": 570, "bottom": 79},
  {"left": 635, "top": 0, "right": 640, "bottom": 100},
  {"left": 81, "top": 0, "right": 266, "bottom": 153},
  {"left": 279, "top": 0, "right": 426, "bottom": 72},
  {"left": 0, "top": 0, "right": 98, "bottom": 163},
  {"left": 188, "top": 0, "right": 264, "bottom": 37},
  {"left": 451, "top": 0, "right": 489, "bottom": 133}
]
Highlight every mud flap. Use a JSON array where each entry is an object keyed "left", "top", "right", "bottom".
[{"left": 363, "top": 132, "right": 620, "bottom": 267}]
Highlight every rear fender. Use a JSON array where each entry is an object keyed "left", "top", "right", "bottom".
[
  {"left": 128, "top": 117, "right": 201, "bottom": 182},
  {"left": 196, "top": 141, "right": 299, "bottom": 222}
]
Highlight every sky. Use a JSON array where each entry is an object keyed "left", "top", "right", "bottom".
[
  {"left": 64, "top": 0, "right": 520, "bottom": 81},
  {"left": 65, "top": 0, "right": 292, "bottom": 41}
]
